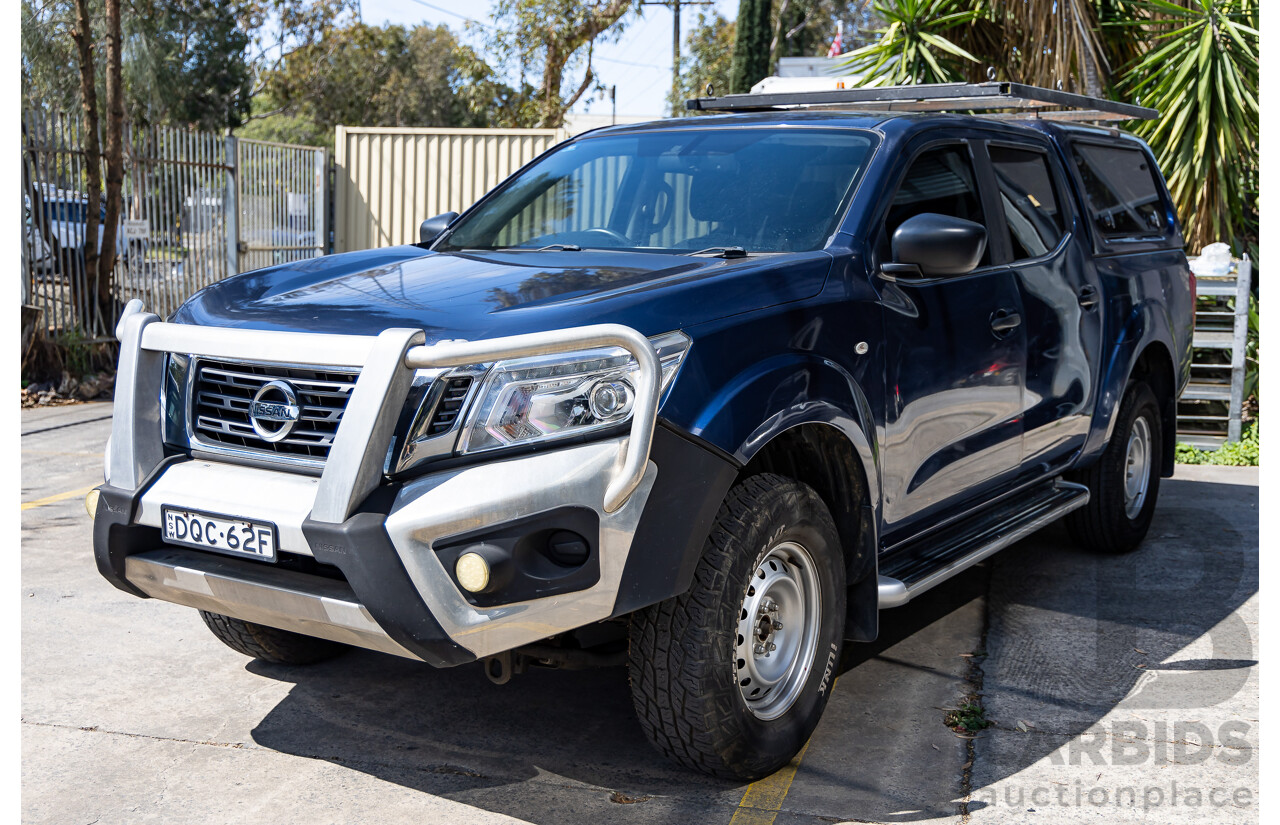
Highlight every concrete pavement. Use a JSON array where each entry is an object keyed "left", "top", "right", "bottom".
[{"left": 21, "top": 402, "right": 1259, "bottom": 824}]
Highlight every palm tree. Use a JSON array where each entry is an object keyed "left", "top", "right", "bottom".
[
  {"left": 996, "top": 0, "right": 1110, "bottom": 93},
  {"left": 846, "top": 0, "right": 1259, "bottom": 255},
  {"left": 838, "top": 0, "right": 983, "bottom": 85},
  {"left": 1115, "top": 0, "right": 1258, "bottom": 252}
]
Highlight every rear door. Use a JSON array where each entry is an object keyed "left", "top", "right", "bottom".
[
  {"left": 983, "top": 139, "right": 1103, "bottom": 471},
  {"left": 876, "top": 139, "right": 1026, "bottom": 544}
]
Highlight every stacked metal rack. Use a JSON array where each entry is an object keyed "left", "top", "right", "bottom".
[
  {"left": 1178, "top": 256, "right": 1253, "bottom": 448},
  {"left": 686, "top": 81, "right": 1158, "bottom": 121}
]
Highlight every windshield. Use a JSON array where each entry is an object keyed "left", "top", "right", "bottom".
[{"left": 438, "top": 127, "right": 877, "bottom": 254}]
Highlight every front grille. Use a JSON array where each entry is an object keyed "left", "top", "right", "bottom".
[{"left": 192, "top": 359, "right": 359, "bottom": 461}]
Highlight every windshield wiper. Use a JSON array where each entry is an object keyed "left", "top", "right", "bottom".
[
  {"left": 491, "top": 243, "right": 583, "bottom": 252},
  {"left": 687, "top": 246, "right": 748, "bottom": 259}
]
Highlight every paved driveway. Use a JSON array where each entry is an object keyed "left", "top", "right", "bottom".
[{"left": 21, "top": 402, "right": 1259, "bottom": 824}]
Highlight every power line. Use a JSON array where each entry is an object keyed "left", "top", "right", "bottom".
[
  {"left": 398, "top": 0, "right": 667, "bottom": 109},
  {"left": 596, "top": 55, "right": 663, "bottom": 69},
  {"left": 402, "top": 0, "right": 492, "bottom": 29}
]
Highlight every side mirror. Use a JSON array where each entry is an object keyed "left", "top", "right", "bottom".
[
  {"left": 419, "top": 211, "right": 459, "bottom": 245},
  {"left": 887, "top": 213, "right": 987, "bottom": 278}
]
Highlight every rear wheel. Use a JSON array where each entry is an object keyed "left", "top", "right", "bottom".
[
  {"left": 1066, "top": 381, "right": 1163, "bottom": 554},
  {"left": 627, "top": 474, "right": 845, "bottom": 780},
  {"left": 199, "top": 611, "right": 347, "bottom": 665}
]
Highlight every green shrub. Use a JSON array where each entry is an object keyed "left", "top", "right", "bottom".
[{"left": 1176, "top": 424, "right": 1259, "bottom": 466}]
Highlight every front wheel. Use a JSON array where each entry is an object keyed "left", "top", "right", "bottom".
[
  {"left": 199, "top": 611, "right": 347, "bottom": 665},
  {"left": 1066, "top": 381, "right": 1163, "bottom": 554},
  {"left": 628, "top": 474, "right": 846, "bottom": 780}
]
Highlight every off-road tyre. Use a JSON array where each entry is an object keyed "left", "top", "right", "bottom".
[
  {"left": 199, "top": 611, "right": 347, "bottom": 665},
  {"left": 1066, "top": 381, "right": 1163, "bottom": 554},
  {"left": 627, "top": 473, "right": 846, "bottom": 781}
]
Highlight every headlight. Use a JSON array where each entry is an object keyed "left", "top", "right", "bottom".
[
  {"left": 456, "top": 330, "right": 690, "bottom": 455},
  {"left": 162, "top": 353, "right": 191, "bottom": 450}
]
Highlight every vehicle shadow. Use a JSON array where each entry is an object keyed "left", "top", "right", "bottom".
[{"left": 246, "top": 475, "right": 1257, "bottom": 824}]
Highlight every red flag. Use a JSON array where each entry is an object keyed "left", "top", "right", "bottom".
[{"left": 826, "top": 21, "right": 844, "bottom": 57}]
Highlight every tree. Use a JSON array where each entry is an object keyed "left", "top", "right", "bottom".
[
  {"left": 68, "top": 0, "right": 102, "bottom": 306},
  {"left": 770, "top": 0, "right": 878, "bottom": 62},
  {"left": 669, "top": 13, "right": 736, "bottom": 110},
  {"left": 125, "top": 1, "right": 255, "bottom": 131},
  {"left": 22, "top": 0, "right": 357, "bottom": 132},
  {"left": 992, "top": 0, "right": 1108, "bottom": 93},
  {"left": 674, "top": 2, "right": 879, "bottom": 113},
  {"left": 729, "top": 0, "right": 773, "bottom": 93},
  {"left": 1117, "top": 0, "right": 1259, "bottom": 252},
  {"left": 100, "top": 0, "right": 125, "bottom": 297},
  {"left": 838, "top": 0, "right": 981, "bottom": 85},
  {"left": 484, "top": 0, "right": 634, "bottom": 128},
  {"left": 21, "top": 0, "right": 81, "bottom": 113},
  {"left": 244, "top": 22, "right": 520, "bottom": 146}
]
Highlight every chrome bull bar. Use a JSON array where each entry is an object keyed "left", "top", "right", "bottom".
[{"left": 108, "top": 298, "right": 662, "bottom": 520}]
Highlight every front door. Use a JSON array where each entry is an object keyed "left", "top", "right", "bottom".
[{"left": 876, "top": 142, "right": 1026, "bottom": 544}]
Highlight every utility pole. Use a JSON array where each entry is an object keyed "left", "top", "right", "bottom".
[{"left": 642, "top": 0, "right": 714, "bottom": 111}]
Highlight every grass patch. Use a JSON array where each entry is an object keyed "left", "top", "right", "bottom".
[{"left": 945, "top": 700, "right": 992, "bottom": 734}]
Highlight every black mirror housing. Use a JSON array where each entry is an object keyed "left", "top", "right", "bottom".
[
  {"left": 891, "top": 213, "right": 987, "bottom": 277},
  {"left": 419, "top": 211, "right": 460, "bottom": 245}
]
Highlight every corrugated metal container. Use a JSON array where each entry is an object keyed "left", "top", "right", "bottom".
[{"left": 334, "top": 126, "right": 568, "bottom": 253}]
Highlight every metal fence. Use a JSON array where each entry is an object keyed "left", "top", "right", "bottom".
[
  {"left": 333, "top": 126, "right": 567, "bottom": 253},
  {"left": 20, "top": 111, "right": 326, "bottom": 343}
]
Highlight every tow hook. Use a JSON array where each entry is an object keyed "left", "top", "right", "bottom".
[
  {"left": 483, "top": 651, "right": 526, "bottom": 685},
  {"left": 483, "top": 643, "right": 629, "bottom": 684}
]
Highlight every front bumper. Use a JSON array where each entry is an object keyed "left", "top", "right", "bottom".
[
  {"left": 96, "top": 436, "right": 656, "bottom": 666},
  {"left": 95, "top": 302, "right": 678, "bottom": 666}
]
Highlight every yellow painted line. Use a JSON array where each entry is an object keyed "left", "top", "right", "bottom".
[
  {"left": 729, "top": 675, "right": 839, "bottom": 825},
  {"left": 729, "top": 740, "right": 812, "bottom": 825},
  {"left": 21, "top": 485, "right": 98, "bottom": 511},
  {"left": 21, "top": 449, "right": 106, "bottom": 457}
]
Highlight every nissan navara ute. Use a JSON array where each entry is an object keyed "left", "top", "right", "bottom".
[{"left": 93, "top": 83, "right": 1193, "bottom": 780}]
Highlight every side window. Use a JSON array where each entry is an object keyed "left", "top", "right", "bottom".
[
  {"left": 1070, "top": 142, "right": 1167, "bottom": 239},
  {"left": 886, "top": 144, "right": 989, "bottom": 266},
  {"left": 990, "top": 145, "right": 1065, "bottom": 260}
]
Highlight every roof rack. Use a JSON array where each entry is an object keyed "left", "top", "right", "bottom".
[{"left": 685, "top": 81, "right": 1158, "bottom": 122}]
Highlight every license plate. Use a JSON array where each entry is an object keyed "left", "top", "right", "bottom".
[{"left": 162, "top": 506, "right": 277, "bottom": 562}]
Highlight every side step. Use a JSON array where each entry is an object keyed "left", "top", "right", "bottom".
[{"left": 877, "top": 479, "right": 1089, "bottom": 609}]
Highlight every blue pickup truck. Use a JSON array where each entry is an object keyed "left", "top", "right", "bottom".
[{"left": 93, "top": 83, "right": 1193, "bottom": 780}]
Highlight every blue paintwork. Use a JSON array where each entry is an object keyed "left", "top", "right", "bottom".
[{"left": 173, "top": 111, "right": 1192, "bottom": 553}]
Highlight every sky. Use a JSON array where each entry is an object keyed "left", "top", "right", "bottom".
[{"left": 360, "top": 0, "right": 747, "bottom": 118}]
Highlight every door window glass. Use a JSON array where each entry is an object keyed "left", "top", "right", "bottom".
[
  {"left": 990, "top": 145, "right": 1065, "bottom": 260},
  {"left": 886, "top": 145, "right": 989, "bottom": 266}
]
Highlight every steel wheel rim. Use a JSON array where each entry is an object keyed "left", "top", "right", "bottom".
[
  {"left": 1124, "top": 415, "right": 1152, "bottom": 519},
  {"left": 733, "top": 540, "right": 822, "bottom": 721}
]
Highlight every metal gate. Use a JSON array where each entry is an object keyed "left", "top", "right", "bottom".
[
  {"left": 21, "top": 110, "right": 234, "bottom": 341},
  {"left": 234, "top": 138, "right": 327, "bottom": 272},
  {"left": 21, "top": 114, "right": 328, "bottom": 343}
]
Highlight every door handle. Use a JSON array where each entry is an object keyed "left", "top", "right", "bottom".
[
  {"left": 990, "top": 308, "right": 1022, "bottom": 334},
  {"left": 1078, "top": 285, "right": 1099, "bottom": 309}
]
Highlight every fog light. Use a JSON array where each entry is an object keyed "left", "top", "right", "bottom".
[
  {"left": 455, "top": 552, "right": 491, "bottom": 593},
  {"left": 84, "top": 488, "right": 100, "bottom": 519}
]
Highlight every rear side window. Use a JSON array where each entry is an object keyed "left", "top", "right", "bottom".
[
  {"left": 1070, "top": 142, "right": 1167, "bottom": 240},
  {"left": 990, "top": 145, "right": 1065, "bottom": 260}
]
